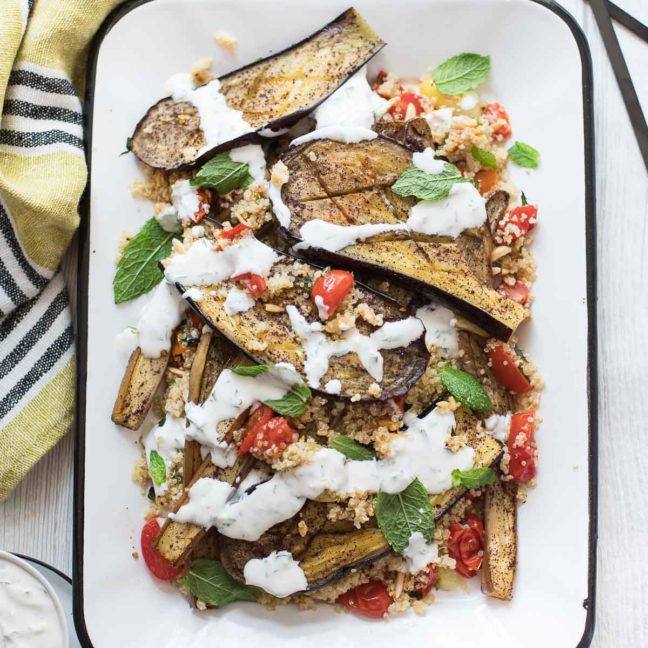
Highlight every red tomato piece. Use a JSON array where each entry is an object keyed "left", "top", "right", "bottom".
[
  {"left": 219, "top": 223, "right": 251, "bottom": 240},
  {"left": 447, "top": 513, "right": 485, "bottom": 578},
  {"left": 500, "top": 280, "right": 530, "bottom": 304},
  {"left": 392, "top": 396, "right": 405, "bottom": 411},
  {"left": 487, "top": 342, "right": 532, "bottom": 394},
  {"left": 240, "top": 413, "right": 298, "bottom": 460},
  {"left": 311, "top": 270, "right": 354, "bottom": 319},
  {"left": 231, "top": 272, "right": 267, "bottom": 298},
  {"left": 388, "top": 92, "right": 424, "bottom": 120},
  {"left": 193, "top": 188, "right": 211, "bottom": 222},
  {"left": 495, "top": 204, "right": 538, "bottom": 245},
  {"left": 418, "top": 564, "right": 438, "bottom": 597},
  {"left": 141, "top": 519, "right": 185, "bottom": 581},
  {"left": 507, "top": 412, "right": 537, "bottom": 483},
  {"left": 239, "top": 404, "right": 275, "bottom": 455},
  {"left": 338, "top": 581, "right": 393, "bottom": 619},
  {"left": 482, "top": 102, "right": 512, "bottom": 139}
]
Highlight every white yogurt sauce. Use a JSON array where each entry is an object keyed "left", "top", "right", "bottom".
[
  {"left": 286, "top": 305, "right": 423, "bottom": 387},
  {"left": 403, "top": 532, "right": 439, "bottom": 573},
  {"left": 170, "top": 477, "right": 234, "bottom": 527},
  {"left": 164, "top": 235, "right": 278, "bottom": 287},
  {"left": 407, "top": 181, "right": 486, "bottom": 238},
  {"left": 424, "top": 108, "right": 453, "bottom": 136},
  {"left": 243, "top": 551, "right": 308, "bottom": 597},
  {"left": 182, "top": 287, "right": 204, "bottom": 302},
  {"left": 0, "top": 556, "right": 65, "bottom": 648},
  {"left": 313, "top": 294, "right": 329, "bottom": 320},
  {"left": 170, "top": 180, "right": 201, "bottom": 221},
  {"left": 267, "top": 166, "right": 291, "bottom": 228},
  {"left": 224, "top": 286, "right": 255, "bottom": 315},
  {"left": 155, "top": 205, "right": 182, "bottom": 233},
  {"left": 324, "top": 379, "right": 342, "bottom": 395},
  {"left": 484, "top": 413, "right": 511, "bottom": 442},
  {"left": 415, "top": 305, "right": 459, "bottom": 357},
  {"left": 175, "top": 407, "right": 474, "bottom": 541},
  {"left": 412, "top": 147, "right": 445, "bottom": 174},
  {"left": 115, "top": 326, "right": 139, "bottom": 365},
  {"left": 136, "top": 281, "right": 185, "bottom": 358},
  {"left": 459, "top": 92, "right": 480, "bottom": 111},
  {"left": 143, "top": 415, "right": 186, "bottom": 496},
  {"left": 184, "top": 364, "right": 301, "bottom": 454},
  {"left": 297, "top": 220, "right": 407, "bottom": 252},
  {"left": 165, "top": 73, "right": 253, "bottom": 154},
  {"left": 230, "top": 144, "right": 267, "bottom": 184},
  {"left": 290, "top": 67, "right": 387, "bottom": 147}
]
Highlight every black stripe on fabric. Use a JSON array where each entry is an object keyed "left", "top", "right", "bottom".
[
  {"left": 0, "top": 202, "right": 49, "bottom": 290},
  {"left": 0, "top": 288, "right": 68, "bottom": 380},
  {"left": 0, "top": 290, "right": 34, "bottom": 342},
  {"left": 0, "top": 129, "right": 83, "bottom": 149},
  {"left": 3, "top": 99, "right": 82, "bottom": 125},
  {"left": 0, "top": 255, "right": 26, "bottom": 306},
  {"left": 8, "top": 69, "right": 76, "bottom": 96},
  {"left": 0, "top": 325, "right": 73, "bottom": 420}
]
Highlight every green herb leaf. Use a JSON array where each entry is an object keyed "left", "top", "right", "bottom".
[
  {"left": 375, "top": 479, "right": 435, "bottom": 554},
  {"left": 431, "top": 53, "right": 490, "bottom": 95},
  {"left": 264, "top": 382, "right": 312, "bottom": 417},
  {"left": 521, "top": 191, "right": 528, "bottom": 206},
  {"left": 119, "top": 136, "right": 132, "bottom": 156},
  {"left": 147, "top": 486, "right": 156, "bottom": 501},
  {"left": 183, "top": 559, "right": 257, "bottom": 607},
  {"left": 514, "top": 344, "right": 528, "bottom": 362},
  {"left": 113, "top": 218, "right": 177, "bottom": 304},
  {"left": 392, "top": 163, "right": 469, "bottom": 202},
  {"left": 231, "top": 365, "right": 270, "bottom": 377},
  {"left": 149, "top": 450, "right": 166, "bottom": 486},
  {"left": 440, "top": 366, "right": 492, "bottom": 412},
  {"left": 331, "top": 436, "right": 375, "bottom": 461},
  {"left": 451, "top": 467, "right": 496, "bottom": 489},
  {"left": 190, "top": 153, "right": 254, "bottom": 193},
  {"left": 508, "top": 141, "right": 540, "bottom": 168},
  {"left": 470, "top": 145, "right": 497, "bottom": 169}
]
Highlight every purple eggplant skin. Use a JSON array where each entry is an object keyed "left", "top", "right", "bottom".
[{"left": 130, "top": 8, "right": 385, "bottom": 171}]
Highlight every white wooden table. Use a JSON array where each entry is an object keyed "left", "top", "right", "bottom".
[{"left": 1, "top": 1, "right": 646, "bottom": 644}]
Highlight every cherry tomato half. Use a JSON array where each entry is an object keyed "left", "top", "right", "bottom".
[
  {"left": 418, "top": 564, "right": 438, "bottom": 597},
  {"left": 141, "top": 519, "right": 185, "bottom": 581},
  {"left": 500, "top": 280, "right": 530, "bottom": 304},
  {"left": 482, "top": 102, "right": 512, "bottom": 139},
  {"left": 388, "top": 92, "right": 424, "bottom": 120},
  {"left": 448, "top": 513, "right": 485, "bottom": 578},
  {"left": 311, "top": 269, "right": 354, "bottom": 319},
  {"left": 193, "top": 188, "right": 212, "bottom": 222},
  {"left": 240, "top": 410, "right": 298, "bottom": 460},
  {"left": 219, "top": 223, "right": 251, "bottom": 240},
  {"left": 495, "top": 204, "right": 538, "bottom": 245},
  {"left": 338, "top": 581, "right": 393, "bottom": 619},
  {"left": 239, "top": 404, "right": 275, "bottom": 455},
  {"left": 507, "top": 412, "right": 537, "bottom": 483},
  {"left": 487, "top": 342, "right": 532, "bottom": 394},
  {"left": 231, "top": 272, "right": 267, "bottom": 298}
]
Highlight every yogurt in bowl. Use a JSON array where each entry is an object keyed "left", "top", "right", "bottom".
[{"left": 0, "top": 551, "right": 68, "bottom": 647}]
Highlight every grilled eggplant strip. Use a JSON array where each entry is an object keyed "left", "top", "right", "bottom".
[
  {"left": 278, "top": 137, "right": 526, "bottom": 340},
  {"left": 131, "top": 8, "right": 384, "bottom": 170},
  {"left": 482, "top": 478, "right": 517, "bottom": 600},
  {"left": 176, "top": 256, "right": 429, "bottom": 401},
  {"left": 111, "top": 348, "right": 168, "bottom": 430}
]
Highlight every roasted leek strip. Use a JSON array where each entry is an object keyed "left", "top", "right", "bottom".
[
  {"left": 278, "top": 137, "right": 526, "bottom": 340},
  {"left": 111, "top": 348, "right": 168, "bottom": 430},
  {"left": 131, "top": 8, "right": 384, "bottom": 170}
]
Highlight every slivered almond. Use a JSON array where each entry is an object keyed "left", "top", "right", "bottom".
[{"left": 491, "top": 245, "right": 512, "bottom": 262}]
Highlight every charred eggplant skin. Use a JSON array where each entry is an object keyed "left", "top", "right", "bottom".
[{"left": 130, "top": 8, "right": 385, "bottom": 170}]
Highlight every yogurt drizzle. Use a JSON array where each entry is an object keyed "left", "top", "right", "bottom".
[
  {"left": 136, "top": 281, "right": 185, "bottom": 358},
  {"left": 243, "top": 551, "right": 308, "bottom": 597}
]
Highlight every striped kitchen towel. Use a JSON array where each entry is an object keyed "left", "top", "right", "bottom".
[{"left": 0, "top": 0, "right": 121, "bottom": 500}]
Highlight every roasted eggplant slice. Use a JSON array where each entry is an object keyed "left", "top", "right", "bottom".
[
  {"left": 372, "top": 117, "right": 433, "bottom": 152},
  {"left": 277, "top": 137, "right": 526, "bottom": 340},
  {"left": 131, "top": 9, "right": 385, "bottom": 170},
  {"left": 111, "top": 348, "right": 168, "bottom": 430},
  {"left": 176, "top": 256, "right": 429, "bottom": 401},
  {"left": 482, "top": 478, "right": 517, "bottom": 600}
]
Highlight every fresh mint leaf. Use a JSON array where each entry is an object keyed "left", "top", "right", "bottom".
[
  {"left": 183, "top": 559, "right": 257, "bottom": 607},
  {"left": 147, "top": 486, "right": 156, "bottom": 501},
  {"left": 431, "top": 53, "right": 490, "bottom": 95},
  {"left": 264, "top": 382, "right": 312, "bottom": 417},
  {"left": 521, "top": 191, "right": 528, "bottom": 206},
  {"left": 231, "top": 365, "right": 270, "bottom": 377},
  {"left": 113, "top": 218, "right": 178, "bottom": 304},
  {"left": 508, "top": 141, "right": 540, "bottom": 168},
  {"left": 391, "top": 163, "right": 469, "bottom": 202},
  {"left": 331, "top": 436, "right": 375, "bottom": 461},
  {"left": 149, "top": 450, "right": 166, "bottom": 486},
  {"left": 375, "top": 479, "right": 435, "bottom": 554},
  {"left": 451, "top": 467, "right": 496, "bottom": 489},
  {"left": 119, "top": 136, "right": 132, "bottom": 156},
  {"left": 470, "top": 145, "right": 497, "bottom": 169},
  {"left": 190, "top": 153, "right": 254, "bottom": 194},
  {"left": 440, "top": 366, "right": 492, "bottom": 413}
]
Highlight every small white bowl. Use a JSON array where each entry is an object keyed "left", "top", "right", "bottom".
[{"left": 0, "top": 550, "right": 69, "bottom": 647}]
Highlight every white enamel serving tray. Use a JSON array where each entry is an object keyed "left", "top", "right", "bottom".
[{"left": 75, "top": 1, "right": 597, "bottom": 646}]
